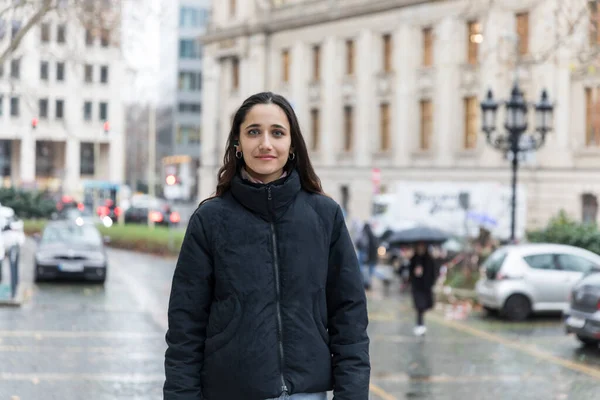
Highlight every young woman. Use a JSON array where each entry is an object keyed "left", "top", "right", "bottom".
[
  {"left": 409, "top": 242, "right": 437, "bottom": 336},
  {"left": 164, "top": 92, "right": 370, "bottom": 400}
]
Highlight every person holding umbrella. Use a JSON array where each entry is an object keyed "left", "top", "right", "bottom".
[{"left": 409, "top": 241, "right": 437, "bottom": 336}]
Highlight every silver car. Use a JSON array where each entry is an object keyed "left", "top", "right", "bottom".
[
  {"left": 476, "top": 244, "right": 600, "bottom": 320},
  {"left": 34, "top": 220, "right": 109, "bottom": 283},
  {"left": 564, "top": 272, "right": 600, "bottom": 347}
]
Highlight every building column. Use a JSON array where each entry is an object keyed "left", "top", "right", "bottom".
[
  {"left": 245, "top": 34, "right": 268, "bottom": 96},
  {"left": 291, "top": 40, "right": 308, "bottom": 141},
  {"left": 542, "top": 0, "right": 571, "bottom": 167},
  {"left": 355, "top": 29, "right": 374, "bottom": 167},
  {"left": 109, "top": 106, "right": 126, "bottom": 184},
  {"left": 393, "top": 25, "right": 416, "bottom": 166},
  {"left": 435, "top": 17, "right": 460, "bottom": 166},
  {"left": 19, "top": 134, "right": 35, "bottom": 187},
  {"left": 64, "top": 138, "right": 80, "bottom": 194},
  {"left": 479, "top": 8, "right": 505, "bottom": 168},
  {"left": 199, "top": 46, "right": 221, "bottom": 201},
  {"left": 321, "top": 35, "right": 340, "bottom": 167}
]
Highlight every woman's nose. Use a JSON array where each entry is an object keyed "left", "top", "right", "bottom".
[{"left": 259, "top": 132, "right": 272, "bottom": 148}]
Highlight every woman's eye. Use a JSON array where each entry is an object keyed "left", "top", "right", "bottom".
[
  {"left": 248, "top": 129, "right": 260, "bottom": 135},
  {"left": 273, "top": 130, "right": 284, "bottom": 137}
]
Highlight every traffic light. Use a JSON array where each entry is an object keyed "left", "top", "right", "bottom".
[
  {"left": 103, "top": 121, "right": 110, "bottom": 133},
  {"left": 31, "top": 117, "right": 38, "bottom": 129},
  {"left": 165, "top": 174, "right": 177, "bottom": 185}
]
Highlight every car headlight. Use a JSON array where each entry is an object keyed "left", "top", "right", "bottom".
[
  {"left": 35, "top": 253, "right": 55, "bottom": 263},
  {"left": 88, "top": 253, "right": 106, "bottom": 263}
]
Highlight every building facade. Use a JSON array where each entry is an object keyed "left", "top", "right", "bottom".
[
  {"left": 122, "top": 0, "right": 209, "bottom": 201},
  {"left": 0, "top": 4, "right": 125, "bottom": 197},
  {"left": 167, "top": 0, "right": 210, "bottom": 201},
  {"left": 200, "top": 0, "right": 600, "bottom": 231}
]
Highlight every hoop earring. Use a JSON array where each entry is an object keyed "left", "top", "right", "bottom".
[
  {"left": 289, "top": 152, "right": 295, "bottom": 161},
  {"left": 235, "top": 150, "right": 243, "bottom": 159}
]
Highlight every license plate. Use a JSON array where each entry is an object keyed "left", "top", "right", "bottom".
[
  {"left": 58, "top": 262, "right": 84, "bottom": 272},
  {"left": 567, "top": 316, "right": 586, "bottom": 329}
]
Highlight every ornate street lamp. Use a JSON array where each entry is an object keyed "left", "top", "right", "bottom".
[{"left": 481, "top": 82, "right": 554, "bottom": 242}]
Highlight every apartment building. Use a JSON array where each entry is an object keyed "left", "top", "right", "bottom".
[{"left": 0, "top": 4, "right": 125, "bottom": 196}]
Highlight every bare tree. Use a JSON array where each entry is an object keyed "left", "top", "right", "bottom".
[{"left": 0, "top": 0, "right": 121, "bottom": 66}]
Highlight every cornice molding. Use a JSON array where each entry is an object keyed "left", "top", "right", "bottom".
[{"left": 202, "top": 0, "right": 440, "bottom": 44}]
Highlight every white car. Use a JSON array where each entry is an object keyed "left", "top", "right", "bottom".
[{"left": 476, "top": 243, "right": 600, "bottom": 321}]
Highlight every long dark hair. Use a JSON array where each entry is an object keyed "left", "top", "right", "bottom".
[{"left": 202, "top": 92, "right": 323, "bottom": 204}]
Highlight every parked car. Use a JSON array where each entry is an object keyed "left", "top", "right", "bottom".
[
  {"left": 34, "top": 220, "right": 109, "bottom": 283},
  {"left": 96, "top": 198, "right": 122, "bottom": 223},
  {"left": 564, "top": 272, "right": 600, "bottom": 347},
  {"left": 124, "top": 197, "right": 180, "bottom": 227},
  {"left": 476, "top": 243, "right": 600, "bottom": 321},
  {"left": 55, "top": 195, "right": 84, "bottom": 215},
  {"left": 57, "top": 207, "right": 114, "bottom": 227}
]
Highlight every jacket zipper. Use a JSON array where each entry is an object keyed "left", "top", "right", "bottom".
[{"left": 267, "top": 186, "right": 288, "bottom": 394}]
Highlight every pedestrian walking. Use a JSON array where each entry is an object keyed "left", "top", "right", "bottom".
[
  {"left": 164, "top": 92, "right": 370, "bottom": 400},
  {"left": 409, "top": 242, "right": 437, "bottom": 336},
  {"left": 357, "top": 222, "right": 387, "bottom": 290}
]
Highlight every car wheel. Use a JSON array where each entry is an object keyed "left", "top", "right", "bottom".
[
  {"left": 483, "top": 306, "right": 498, "bottom": 316},
  {"left": 502, "top": 294, "right": 531, "bottom": 321},
  {"left": 577, "top": 335, "right": 600, "bottom": 347}
]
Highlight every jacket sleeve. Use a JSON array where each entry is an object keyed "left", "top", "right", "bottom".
[
  {"left": 326, "top": 206, "right": 371, "bottom": 400},
  {"left": 164, "top": 211, "right": 214, "bottom": 400}
]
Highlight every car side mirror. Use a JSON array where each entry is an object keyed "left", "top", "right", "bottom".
[{"left": 103, "top": 236, "right": 111, "bottom": 244}]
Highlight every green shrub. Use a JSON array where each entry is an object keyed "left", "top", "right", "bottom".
[
  {"left": 445, "top": 266, "right": 480, "bottom": 290},
  {"left": 527, "top": 210, "right": 600, "bottom": 254},
  {"left": 0, "top": 188, "right": 55, "bottom": 218}
]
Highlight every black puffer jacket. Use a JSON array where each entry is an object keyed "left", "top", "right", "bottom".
[{"left": 164, "top": 170, "right": 370, "bottom": 400}]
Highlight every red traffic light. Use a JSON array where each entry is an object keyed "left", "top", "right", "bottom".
[
  {"left": 103, "top": 121, "right": 110, "bottom": 133},
  {"left": 165, "top": 175, "right": 177, "bottom": 185},
  {"left": 31, "top": 117, "right": 38, "bottom": 129}
]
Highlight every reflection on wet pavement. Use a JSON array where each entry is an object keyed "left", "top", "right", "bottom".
[{"left": 0, "top": 248, "right": 598, "bottom": 399}]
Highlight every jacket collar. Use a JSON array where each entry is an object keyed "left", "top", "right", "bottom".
[{"left": 230, "top": 168, "right": 301, "bottom": 221}]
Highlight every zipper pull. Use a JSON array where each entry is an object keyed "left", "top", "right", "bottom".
[{"left": 267, "top": 186, "right": 272, "bottom": 201}]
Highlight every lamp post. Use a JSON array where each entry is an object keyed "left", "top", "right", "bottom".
[{"left": 481, "top": 82, "right": 554, "bottom": 242}]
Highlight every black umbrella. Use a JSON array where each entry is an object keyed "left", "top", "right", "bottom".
[{"left": 386, "top": 226, "right": 450, "bottom": 246}]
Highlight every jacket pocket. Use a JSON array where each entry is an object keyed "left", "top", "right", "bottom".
[
  {"left": 205, "top": 295, "right": 242, "bottom": 357},
  {"left": 313, "top": 289, "right": 329, "bottom": 345}
]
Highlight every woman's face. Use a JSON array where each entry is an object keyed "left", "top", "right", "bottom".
[
  {"left": 236, "top": 104, "right": 293, "bottom": 183},
  {"left": 416, "top": 243, "right": 427, "bottom": 255}
]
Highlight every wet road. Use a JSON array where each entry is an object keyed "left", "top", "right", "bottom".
[{"left": 1, "top": 244, "right": 599, "bottom": 399}]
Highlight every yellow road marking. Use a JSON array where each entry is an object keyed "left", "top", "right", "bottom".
[
  {"left": 0, "top": 330, "right": 164, "bottom": 339},
  {"left": 373, "top": 372, "right": 546, "bottom": 383},
  {"left": 428, "top": 314, "right": 600, "bottom": 380},
  {"left": 0, "top": 372, "right": 165, "bottom": 383},
  {"left": 369, "top": 383, "right": 397, "bottom": 400}
]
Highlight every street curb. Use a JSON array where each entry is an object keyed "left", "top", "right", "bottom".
[{"left": 0, "top": 283, "right": 31, "bottom": 307}]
